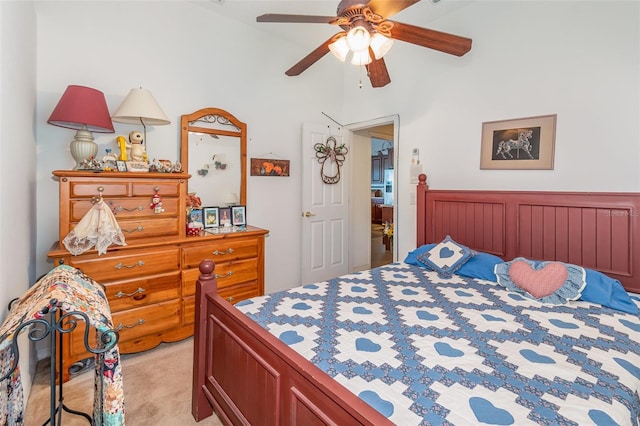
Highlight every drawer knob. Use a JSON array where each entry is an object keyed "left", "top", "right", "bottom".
[
  {"left": 122, "top": 225, "right": 144, "bottom": 233},
  {"left": 212, "top": 248, "right": 234, "bottom": 255},
  {"left": 214, "top": 271, "right": 233, "bottom": 279},
  {"left": 115, "top": 287, "right": 146, "bottom": 298},
  {"left": 115, "top": 260, "right": 144, "bottom": 270},
  {"left": 117, "top": 319, "right": 145, "bottom": 331},
  {"left": 114, "top": 205, "right": 144, "bottom": 212},
  {"left": 227, "top": 297, "right": 235, "bottom": 303}
]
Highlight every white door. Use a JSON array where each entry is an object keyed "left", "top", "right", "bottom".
[{"left": 301, "top": 123, "right": 350, "bottom": 284}]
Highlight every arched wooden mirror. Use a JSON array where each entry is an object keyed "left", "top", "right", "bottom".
[{"left": 180, "top": 108, "right": 246, "bottom": 207}]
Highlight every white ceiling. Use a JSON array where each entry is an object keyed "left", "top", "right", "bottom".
[{"left": 190, "top": 0, "right": 475, "bottom": 49}]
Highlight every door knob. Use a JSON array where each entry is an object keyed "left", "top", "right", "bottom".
[{"left": 302, "top": 211, "right": 316, "bottom": 217}]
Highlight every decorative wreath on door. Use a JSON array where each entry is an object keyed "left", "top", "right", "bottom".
[{"left": 314, "top": 136, "right": 348, "bottom": 184}]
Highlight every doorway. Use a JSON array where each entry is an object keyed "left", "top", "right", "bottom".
[
  {"left": 347, "top": 115, "right": 398, "bottom": 272},
  {"left": 370, "top": 135, "right": 394, "bottom": 268}
]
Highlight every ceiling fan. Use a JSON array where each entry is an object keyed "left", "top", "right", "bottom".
[{"left": 257, "top": 0, "right": 472, "bottom": 88}]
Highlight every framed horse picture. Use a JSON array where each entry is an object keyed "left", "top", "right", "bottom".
[{"left": 480, "top": 114, "right": 557, "bottom": 170}]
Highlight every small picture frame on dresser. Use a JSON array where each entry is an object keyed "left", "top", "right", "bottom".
[
  {"left": 231, "top": 205, "right": 246, "bottom": 226},
  {"left": 189, "top": 208, "right": 204, "bottom": 228},
  {"left": 115, "top": 160, "right": 127, "bottom": 172},
  {"left": 203, "top": 207, "right": 219, "bottom": 228},
  {"left": 218, "top": 207, "right": 232, "bottom": 227}
]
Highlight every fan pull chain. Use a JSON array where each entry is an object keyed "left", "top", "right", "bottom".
[{"left": 358, "top": 65, "right": 363, "bottom": 89}]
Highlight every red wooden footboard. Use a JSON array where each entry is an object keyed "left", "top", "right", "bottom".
[
  {"left": 192, "top": 260, "right": 391, "bottom": 425},
  {"left": 416, "top": 174, "right": 640, "bottom": 293}
]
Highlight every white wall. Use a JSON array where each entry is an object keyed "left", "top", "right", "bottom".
[
  {"left": 349, "top": 131, "right": 373, "bottom": 272},
  {"left": 0, "top": 0, "right": 38, "bottom": 398},
  {"left": 31, "top": 0, "right": 639, "bottom": 297},
  {"left": 339, "top": 0, "right": 640, "bottom": 260},
  {"left": 34, "top": 1, "right": 344, "bottom": 293}
]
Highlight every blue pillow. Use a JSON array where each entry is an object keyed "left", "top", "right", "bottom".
[
  {"left": 580, "top": 269, "right": 639, "bottom": 315},
  {"left": 457, "top": 252, "right": 504, "bottom": 281},
  {"left": 404, "top": 243, "right": 436, "bottom": 266},
  {"left": 416, "top": 236, "right": 475, "bottom": 278}
]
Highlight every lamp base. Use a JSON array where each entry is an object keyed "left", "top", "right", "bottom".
[{"left": 70, "top": 128, "right": 98, "bottom": 170}]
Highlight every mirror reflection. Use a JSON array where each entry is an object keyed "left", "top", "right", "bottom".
[
  {"left": 187, "top": 133, "right": 240, "bottom": 206},
  {"left": 180, "top": 108, "right": 247, "bottom": 207}
]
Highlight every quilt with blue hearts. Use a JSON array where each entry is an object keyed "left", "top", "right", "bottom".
[{"left": 235, "top": 262, "right": 640, "bottom": 425}]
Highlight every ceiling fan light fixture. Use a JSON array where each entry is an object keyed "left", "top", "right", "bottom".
[
  {"left": 346, "top": 25, "right": 370, "bottom": 52},
  {"left": 329, "top": 35, "right": 349, "bottom": 62},
  {"left": 370, "top": 32, "right": 393, "bottom": 59},
  {"left": 350, "top": 50, "right": 372, "bottom": 66}
]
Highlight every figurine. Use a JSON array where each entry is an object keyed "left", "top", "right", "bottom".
[
  {"left": 116, "top": 136, "right": 128, "bottom": 161},
  {"left": 128, "top": 131, "right": 146, "bottom": 162},
  {"left": 150, "top": 191, "right": 164, "bottom": 214},
  {"left": 102, "top": 148, "right": 118, "bottom": 171}
]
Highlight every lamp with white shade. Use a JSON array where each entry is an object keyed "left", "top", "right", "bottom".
[
  {"left": 111, "top": 87, "right": 170, "bottom": 155},
  {"left": 224, "top": 193, "right": 239, "bottom": 206},
  {"left": 47, "top": 85, "right": 115, "bottom": 169}
]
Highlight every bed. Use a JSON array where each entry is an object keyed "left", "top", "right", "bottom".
[{"left": 192, "top": 174, "right": 640, "bottom": 425}]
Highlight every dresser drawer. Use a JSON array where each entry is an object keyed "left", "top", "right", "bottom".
[
  {"left": 68, "top": 217, "right": 179, "bottom": 240},
  {"left": 116, "top": 218, "right": 180, "bottom": 240},
  {"left": 182, "top": 238, "right": 259, "bottom": 267},
  {"left": 109, "top": 197, "right": 179, "bottom": 218},
  {"left": 67, "top": 247, "right": 180, "bottom": 282},
  {"left": 70, "top": 198, "right": 179, "bottom": 221},
  {"left": 132, "top": 181, "right": 181, "bottom": 197},
  {"left": 112, "top": 300, "right": 182, "bottom": 343},
  {"left": 67, "top": 299, "right": 181, "bottom": 356},
  {"left": 218, "top": 281, "right": 261, "bottom": 305},
  {"left": 181, "top": 281, "right": 260, "bottom": 325},
  {"left": 104, "top": 271, "right": 181, "bottom": 312},
  {"left": 214, "top": 258, "right": 258, "bottom": 289},
  {"left": 69, "top": 181, "right": 129, "bottom": 198},
  {"left": 182, "top": 257, "right": 258, "bottom": 296},
  {"left": 68, "top": 179, "right": 182, "bottom": 199}
]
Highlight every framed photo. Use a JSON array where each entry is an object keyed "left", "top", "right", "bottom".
[
  {"left": 188, "top": 208, "right": 204, "bottom": 227},
  {"left": 203, "top": 207, "right": 219, "bottom": 228},
  {"left": 218, "top": 207, "right": 232, "bottom": 227},
  {"left": 231, "top": 205, "right": 246, "bottom": 226},
  {"left": 116, "top": 160, "right": 127, "bottom": 172},
  {"left": 480, "top": 114, "right": 557, "bottom": 170}
]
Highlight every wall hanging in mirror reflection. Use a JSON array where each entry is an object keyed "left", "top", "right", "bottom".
[
  {"left": 198, "top": 154, "right": 229, "bottom": 176},
  {"left": 250, "top": 158, "right": 290, "bottom": 177}
]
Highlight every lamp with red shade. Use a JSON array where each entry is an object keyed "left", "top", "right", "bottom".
[{"left": 47, "top": 85, "right": 115, "bottom": 169}]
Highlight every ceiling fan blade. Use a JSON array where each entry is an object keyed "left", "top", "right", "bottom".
[
  {"left": 366, "top": 55, "right": 391, "bottom": 88},
  {"left": 366, "top": 0, "right": 420, "bottom": 19},
  {"left": 257, "top": 13, "right": 336, "bottom": 24},
  {"left": 285, "top": 37, "right": 334, "bottom": 76},
  {"left": 389, "top": 21, "right": 472, "bottom": 56}
]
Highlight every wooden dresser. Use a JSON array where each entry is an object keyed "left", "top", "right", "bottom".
[{"left": 47, "top": 170, "right": 268, "bottom": 382}]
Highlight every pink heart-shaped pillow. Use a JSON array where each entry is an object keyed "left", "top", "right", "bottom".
[{"left": 508, "top": 261, "right": 568, "bottom": 298}]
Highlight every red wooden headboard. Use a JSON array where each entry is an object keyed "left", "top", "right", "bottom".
[{"left": 416, "top": 174, "right": 640, "bottom": 293}]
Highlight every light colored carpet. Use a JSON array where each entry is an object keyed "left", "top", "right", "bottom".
[
  {"left": 371, "top": 224, "right": 392, "bottom": 269},
  {"left": 25, "top": 337, "right": 222, "bottom": 425}
]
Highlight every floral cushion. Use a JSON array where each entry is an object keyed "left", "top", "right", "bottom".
[{"left": 417, "top": 235, "right": 475, "bottom": 278}]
